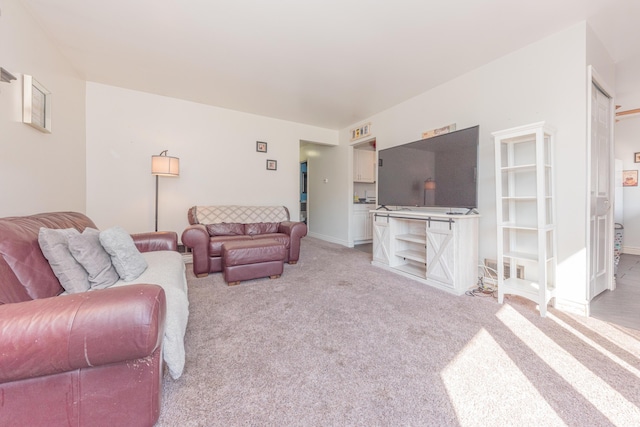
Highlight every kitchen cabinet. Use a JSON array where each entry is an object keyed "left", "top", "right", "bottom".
[
  {"left": 354, "top": 149, "right": 375, "bottom": 183},
  {"left": 353, "top": 204, "right": 375, "bottom": 242}
]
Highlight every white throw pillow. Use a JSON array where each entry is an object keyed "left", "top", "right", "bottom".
[
  {"left": 38, "top": 227, "right": 90, "bottom": 294},
  {"left": 68, "top": 228, "right": 120, "bottom": 289},
  {"left": 99, "top": 226, "right": 148, "bottom": 281}
]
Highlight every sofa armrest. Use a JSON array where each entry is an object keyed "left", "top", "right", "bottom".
[
  {"left": 278, "top": 221, "right": 307, "bottom": 238},
  {"left": 132, "top": 231, "right": 178, "bottom": 252},
  {"left": 278, "top": 221, "right": 307, "bottom": 263},
  {"left": 181, "top": 224, "right": 210, "bottom": 276},
  {"left": 0, "top": 284, "right": 166, "bottom": 384}
]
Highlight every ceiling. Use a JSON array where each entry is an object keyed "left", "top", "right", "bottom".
[{"left": 21, "top": 0, "right": 640, "bottom": 130}]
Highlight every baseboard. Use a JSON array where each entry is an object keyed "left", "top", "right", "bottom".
[
  {"left": 554, "top": 297, "right": 590, "bottom": 317},
  {"left": 622, "top": 246, "right": 640, "bottom": 255},
  {"left": 307, "top": 232, "right": 350, "bottom": 247},
  {"left": 354, "top": 239, "right": 373, "bottom": 245}
]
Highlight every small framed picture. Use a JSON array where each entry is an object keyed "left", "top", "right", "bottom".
[
  {"left": 623, "top": 170, "right": 638, "bottom": 187},
  {"left": 256, "top": 141, "right": 267, "bottom": 153},
  {"left": 634, "top": 152, "right": 640, "bottom": 163},
  {"left": 350, "top": 122, "right": 372, "bottom": 141},
  {"left": 266, "top": 159, "right": 277, "bottom": 171}
]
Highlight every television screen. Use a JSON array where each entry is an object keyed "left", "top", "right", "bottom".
[{"left": 377, "top": 125, "right": 479, "bottom": 209}]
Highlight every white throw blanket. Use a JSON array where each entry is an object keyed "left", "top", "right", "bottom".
[{"left": 113, "top": 250, "right": 189, "bottom": 379}]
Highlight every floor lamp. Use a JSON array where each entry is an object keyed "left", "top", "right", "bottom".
[{"left": 151, "top": 150, "right": 180, "bottom": 232}]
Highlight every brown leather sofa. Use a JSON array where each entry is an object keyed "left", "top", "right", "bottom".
[
  {"left": 0, "top": 212, "right": 174, "bottom": 427},
  {"left": 181, "top": 205, "right": 307, "bottom": 277}
]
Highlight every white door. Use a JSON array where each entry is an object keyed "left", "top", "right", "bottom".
[{"left": 589, "top": 80, "right": 613, "bottom": 299}]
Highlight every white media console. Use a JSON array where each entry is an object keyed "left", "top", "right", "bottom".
[{"left": 371, "top": 210, "right": 479, "bottom": 295}]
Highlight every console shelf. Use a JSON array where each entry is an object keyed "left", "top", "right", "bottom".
[
  {"left": 396, "top": 233, "right": 427, "bottom": 244},
  {"left": 372, "top": 211, "right": 479, "bottom": 295},
  {"left": 493, "top": 122, "right": 557, "bottom": 317},
  {"left": 396, "top": 248, "right": 426, "bottom": 264}
]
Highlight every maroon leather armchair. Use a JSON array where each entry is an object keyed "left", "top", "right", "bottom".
[{"left": 0, "top": 212, "right": 173, "bottom": 427}]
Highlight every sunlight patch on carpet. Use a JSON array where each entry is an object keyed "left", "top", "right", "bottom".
[
  {"left": 497, "top": 304, "right": 640, "bottom": 425},
  {"left": 441, "top": 328, "right": 563, "bottom": 426}
]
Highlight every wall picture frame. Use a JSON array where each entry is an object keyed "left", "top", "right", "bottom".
[
  {"left": 256, "top": 141, "right": 267, "bottom": 153},
  {"left": 422, "top": 123, "right": 456, "bottom": 139},
  {"left": 623, "top": 170, "right": 638, "bottom": 187},
  {"left": 634, "top": 152, "right": 640, "bottom": 163},
  {"left": 350, "top": 122, "right": 372, "bottom": 141},
  {"left": 23, "top": 75, "right": 52, "bottom": 133},
  {"left": 266, "top": 159, "right": 277, "bottom": 170}
]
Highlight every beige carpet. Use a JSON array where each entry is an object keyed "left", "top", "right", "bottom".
[{"left": 157, "top": 237, "right": 640, "bottom": 426}]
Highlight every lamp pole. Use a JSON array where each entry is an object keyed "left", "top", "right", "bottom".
[{"left": 155, "top": 174, "right": 159, "bottom": 232}]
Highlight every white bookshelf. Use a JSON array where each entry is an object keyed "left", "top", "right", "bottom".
[{"left": 493, "top": 122, "right": 557, "bottom": 317}]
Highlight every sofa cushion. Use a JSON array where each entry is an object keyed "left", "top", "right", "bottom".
[
  {"left": 244, "top": 222, "right": 279, "bottom": 235},
  {"left": 206, "top": 222, "right": 245, "bottom": 236},
  {"left": 0, "top": 212, "right": 97, "bottom": 303},
  {"left": 111, "top": 251, "right": 189, "bottom": 379},
  {"left": 68, "top": 228, "right": 120, "bottom": 290},
  {"left": 209, "top": 235, "right": 251, "bottom": 257},
  {"left": 253, "top": 233, "right": 290, "bottom": 247},
  {"left": 38, "top": 228, "right": 91, "bottom": 294},
  {"left": 100, "top": 226, "right": 148, "bottom": 281}
]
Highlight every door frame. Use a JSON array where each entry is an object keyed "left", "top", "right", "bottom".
[{"left": 586, "top": 65, "right": 616, "bottom": 307}]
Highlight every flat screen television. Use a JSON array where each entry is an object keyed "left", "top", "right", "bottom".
[{"left": 377, "top": 125, "right": 479, "bottom": 209}]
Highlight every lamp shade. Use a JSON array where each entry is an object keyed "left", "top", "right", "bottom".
[
  {"left": 151, "top": 153, "right": 180, "bottom": 176},
  {"left": 424, "top": 178, "right": 436, "bottom": 190}
]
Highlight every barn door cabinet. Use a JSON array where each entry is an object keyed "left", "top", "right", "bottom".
[{"left": 371, "top": 211, "right": 478, "bottom": 296}]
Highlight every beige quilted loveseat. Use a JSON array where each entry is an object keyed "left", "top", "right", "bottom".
[{"left": 181, "top": 205, "right": 307, "bottom": 277}]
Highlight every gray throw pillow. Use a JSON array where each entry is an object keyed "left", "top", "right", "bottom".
[
  {"left": 38, "top": 227, "right": 90, "bottom": 294},
  {"left": 99, "top": 226, "right": 148, "bottom": 281},
  {"left": 68, "top": 228, "right": 120, "bottom": 289}
]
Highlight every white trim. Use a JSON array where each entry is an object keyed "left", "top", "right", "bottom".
[
  {"left": 555, "top": 297, "right": 590, "bottom": 317},
  {"left": 307, "top": 231, "right": 351, "bottom": 247},
  {"left": 622, "top": 246, "right": 640, "bottom": 256}
]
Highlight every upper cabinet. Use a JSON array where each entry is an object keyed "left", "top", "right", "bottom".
[{"left": 354, "top": 149, "right": 375, "bottom": 183}]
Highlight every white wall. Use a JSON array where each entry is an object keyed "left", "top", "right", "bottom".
[
  {"left": 0, "top": 0, "right": 86, "bottom": 217},
  {"left": 85, "top": 83, "right": 337, "bottom": 236},
  {"left": 3, "top": 0, "right": 622, "bottom": 314},
  {"left": 332, "top": 23, "right": 594, "bottom": 312}
]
